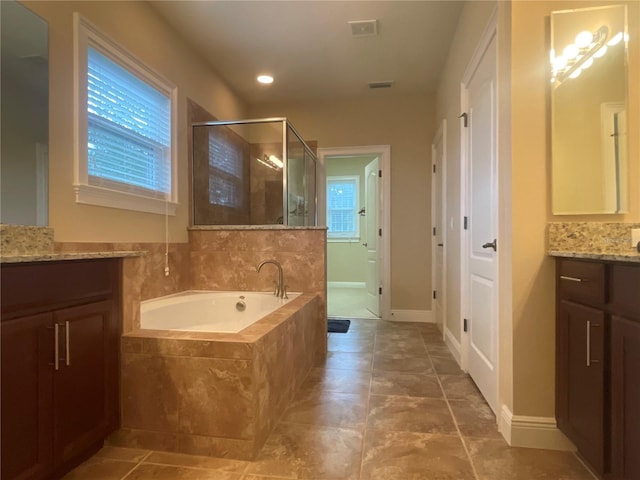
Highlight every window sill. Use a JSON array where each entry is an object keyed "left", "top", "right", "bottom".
[
  {"left": 74, "top": 184, "right": 178, "bottom": 215},
  {"left": 327, "top": 238, "right": 361, "bottom": 244}
]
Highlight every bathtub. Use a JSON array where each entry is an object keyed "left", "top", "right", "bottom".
[
  {"left": 117, "top": 291, "right": 325, "bottom": 460},
  {"left": 140, "top": 290, "right": 300, "bottom": 334}
]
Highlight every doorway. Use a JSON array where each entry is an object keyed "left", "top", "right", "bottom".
[{"left": 317, "top": 145, "right": 391, "bottom": 320}]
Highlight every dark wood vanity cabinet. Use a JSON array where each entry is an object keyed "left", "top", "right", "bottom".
[
  {"left": 556, "top": 258, "right": 640, "bottom": 480},
  {"left": 1, "top": 259, "right": 121, "bottom": 480}
]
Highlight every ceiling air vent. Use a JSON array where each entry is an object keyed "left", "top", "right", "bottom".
[
  {"left": 349, "top": 20, "right": 378, "bottom": 37},
  {"left": 368, "top": 81, "right": 394, "bottom": 89}
]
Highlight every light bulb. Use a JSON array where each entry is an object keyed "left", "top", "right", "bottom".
[
  {"left": 593, "top": 45, "right": 608, "bottom": 58},
  {"left": 257, "top": 74, "right": 274, "bottom": 84},
  {"left": 553, "top": 55, "right": 568, "bottom": 71},
  {"left": 569, "top": 68, "right": 582, "bottom": 79},
  {"left": 575, "top": 31, "right": 593, "bottom": 48},
  {"left": 563, "top": 43, "right": 579, "bottom": 60},
  {"left": 268, "top": 155, "right": 283, "bottom": 168},
  {"left": 582, "top": 58, "right": 594, "bottom": 69},
  {"left": 607, "top": 32, "right": 623, "bottom": 46}
]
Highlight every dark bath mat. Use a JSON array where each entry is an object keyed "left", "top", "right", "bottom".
[{"left": 328, "top": 319, "right": 351, "bottom": 333}]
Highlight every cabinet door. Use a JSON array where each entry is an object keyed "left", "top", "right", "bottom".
[
  {"left": 1, "top": 313, "right": 54, "bottom": 480},
  {"left": 52, "top": 300, "right": 119, "bottom": 467},
  {"left": 556, "top": 300, "right": 606, "bottom": 474},
  {"left": 611, "top": 316, "right": 640, "bottom": 480}
]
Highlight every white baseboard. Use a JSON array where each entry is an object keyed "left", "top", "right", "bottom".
[
  {"left": 327, "top": 281, "right": 366, "bottom": 289},
  {"left": 444, "top": 328, "right": 463, "bottom": 367},
  {"left": 390, "top": 309, "right": 433, "bottom": 323},
  {"left": 499, "top": 405, "right": 576, "bottom": 451}
]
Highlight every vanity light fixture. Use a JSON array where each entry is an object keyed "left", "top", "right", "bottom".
[
  {"left": 256, "top": 154, "right": 283, "bottom": 170},
  {"left": 550, "top": 25, "right": 622, "bottom": 86},
  {"left": 257, "top": 74, "right": 274, "bottom": 84}
]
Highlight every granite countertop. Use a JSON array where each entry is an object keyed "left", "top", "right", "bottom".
[
  {"left": 548, "top": 250, "right": 640, "bottom": 263},
  {"left": 0, "top": 250, "right": 145, "bottom": 264},
  {"left": 189, "top": 225, "right": 327, "bottom": 231}
]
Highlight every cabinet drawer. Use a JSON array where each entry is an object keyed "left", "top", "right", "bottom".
[
  {"left": 610, "top": 264, "right": 640, "bottom": 318},
  {"left": 557, "top": 259, "right": 605, "bottom": 305},
  {"left": 1, "top": 259, "right": 117, "bottom": 319}
]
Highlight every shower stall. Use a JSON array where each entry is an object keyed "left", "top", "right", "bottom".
[{"left": 192, "top": 118, "right": 317, "bottom": 226}]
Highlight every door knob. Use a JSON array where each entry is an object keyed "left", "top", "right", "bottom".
[
  {"left": 362, "top": 243, "right": 368, "bottom": 247},
  {"left": 481, "top": 239, "right": 497, "bottom": 251}
]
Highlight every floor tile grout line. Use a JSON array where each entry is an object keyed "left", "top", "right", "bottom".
[
  {"left": 119, "top": 450, "right": 154, "bottom": 480},
  {"left": 354, "top": 321, "right": 380, "bottom": 480},
  {"left": 423, "top": 333, "right": 481, "bottom": 480}
]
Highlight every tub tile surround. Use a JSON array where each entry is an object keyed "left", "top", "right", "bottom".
[
  {"left": 548, "top": 222, "right": 640, "bottom": 261},
  {"left": 115, "top": 294, "right": 324, "bottom": 460}
]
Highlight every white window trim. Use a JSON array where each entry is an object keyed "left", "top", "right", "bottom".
[
  {"left": 326, "top": 175, "right": 360, "bottom": 241},
  {"left": 73, "top": 13, "right": 178, "bottom": 215}
]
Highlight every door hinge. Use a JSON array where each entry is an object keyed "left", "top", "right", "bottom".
[
  {"left": 459, "top": 112, "right": 468, "bottom": 128},
  {"left": 433, "top": 290, "right": 437, "bottom": 299},
  {"left": 379, "top": 287, "right": 382, "bottom": 295},
  {"left": 378, "top": 170, "right": 382, "bottom": 178},
  {"left": 464, "top": 216, "right": 468, "bottom": 230},
  {"left": 433, "top": 227, "right": 436, "bottom": 236},
  {"left": 433, "top": 164, "right": 436, "bottom": 173},
  {"left": 378, "top": 228, "right": 382, "bottom": 237},
  {"left": 464, "top": 318, "right": 468, "bottom": 332}
]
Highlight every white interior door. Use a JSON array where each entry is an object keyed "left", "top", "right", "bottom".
[
  {"left": 464, "top": 33, "right": 498, "bottom": 414},
  {"left": 432, "top": 123, "right": 446, "bottom": 336},
  {"left": 364, "top": 158, "right": 380, "bottom": 317}
]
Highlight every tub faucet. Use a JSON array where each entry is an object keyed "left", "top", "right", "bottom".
[{"left": 256, "top": 259, "right": 287, "bottom": 299}]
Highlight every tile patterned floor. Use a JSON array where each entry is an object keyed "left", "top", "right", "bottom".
[{"left": 64, "top": 321, "right": 596, "bottom": 480}]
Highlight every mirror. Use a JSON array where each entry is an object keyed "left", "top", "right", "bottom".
[
  {"left": 0, "top": 0, "right": 49, "bottom": 225},
  {"left": 551, "top": 5, "right": 628, "bottom": 215}
]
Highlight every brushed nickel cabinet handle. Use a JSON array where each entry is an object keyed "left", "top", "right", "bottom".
[
  {"left": 586, "top": 320, "right": 591, "bottom": 367},
  {"left": 560, "top": 275, "right": 586, "bottom": 283},
  {"left": 65, "top": 321, "right": 70, "bottom": 366},
  {"left": 54, "top": 323, "right": 60, "bottom": 371}
]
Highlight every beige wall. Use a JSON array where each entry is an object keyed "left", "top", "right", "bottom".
[
  {"left": 326, "top": 156, "right": 373, "bottom": 284},
  {"left": 250, "top": 94, "right": 435, "bottom": 311},
  {"left": 23, "top": 1, "right": 247, "bottom": 243},
  {"left": 510, "top": 0, "right": 639, "bottom": 419}
]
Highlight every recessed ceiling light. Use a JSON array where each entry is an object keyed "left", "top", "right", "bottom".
[{"left": 257, "top": 75, "right": 274, "bottom": 84}]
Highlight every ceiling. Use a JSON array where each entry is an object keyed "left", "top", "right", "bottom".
[{"left": 149, "top": 1, "right": 465, "bottom": 105}]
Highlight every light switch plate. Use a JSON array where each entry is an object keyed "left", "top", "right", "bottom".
[{"left": 631, "top": 228, "right": 640, "bottom": 247}]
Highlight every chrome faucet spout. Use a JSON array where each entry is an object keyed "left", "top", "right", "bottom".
[{"left": 256, "top": 259, "right": 285, "bottom": 298}]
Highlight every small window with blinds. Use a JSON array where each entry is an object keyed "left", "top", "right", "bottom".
[
  {"left": 327, "top": 176, "right": 360, "bottom": 239},
  {"left": 74, "top": 14, "right": 177, "bottom": 215},
  {"left": 208, "top": 131, "right": 243, "bottom": 207}
]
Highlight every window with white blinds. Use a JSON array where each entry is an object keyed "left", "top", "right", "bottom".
[
  {"left": 208, "top": 131, "right": 243, "bottom": 207},
  {"left": 74, "top": 14, "right": 177, "bottom": 215},
  {"left": 327, "top": 176, "right": 359, "bottom": 239}
]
